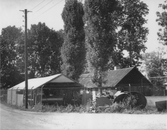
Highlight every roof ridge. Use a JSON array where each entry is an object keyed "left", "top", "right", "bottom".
[
  {"left": 109, "top": 66, "right": 135, "bottom": 71},
  {"left": 9, "top": 73, "right": 62, "bottom": 90},
  {"left": 80, "top": 67, "right": 136, "bottom": 78},
  {"left": 29, "top": 73, "right": 61, "bottom": 79}
]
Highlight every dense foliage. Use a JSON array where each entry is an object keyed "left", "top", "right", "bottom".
[
  {"left": 157, "top": 0, "right": 167, "bottom": 46},
  {"left": 27, "top": 23, "right": 63, "bottom": 77},
  {"left": 142, "top": 48, "right": 167, "bottom": 95},
  {"left": 84, "top": 0, "right": 121, "bottom": 87},
  {"left": 0, "top": 24, "right": 64, "bottom": 88},
  {"left": 117, "top": 0, "right": 149, "bottom": 67},
  {"left": 0, "top": 26, "right": 24, "bottom": 88},
  {"left": 61, "top": 0, "right": 86, "bottom": 81}
]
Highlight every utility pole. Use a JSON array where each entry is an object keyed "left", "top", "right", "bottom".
[{"left": 20, "top": 9, "right": 31, "bottom": 109}]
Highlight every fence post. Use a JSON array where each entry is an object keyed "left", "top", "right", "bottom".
[
  {"left": 34, "top": 89, "right": 37, "bottom": 105},
  {"left": 31, "top": 87, "right": 34, "bottom": 107},
  {"left": 129, "top": 84, "right": 132, "bottom": 110},
  {"left": 23, "top": 88, "right": 25, "bottom": 107},
  {"left": 11, "top": 88, "right": 13, "bottom": 105},
  {"left": 16, "top": 88, "right": 19, "bottom": 106},
  {"left": 41, "top": 85, "right": 44, "bottom": 106}
]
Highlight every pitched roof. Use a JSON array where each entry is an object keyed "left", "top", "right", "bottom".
[
  {"left": 9, "top": 74, "right": 77, "bottom": 90},
  {"left": 79, "top": 67, "right": 136, "bottom": 88},
  {"left": 105, "top": 67, "right": 135, "bottom": 87}
]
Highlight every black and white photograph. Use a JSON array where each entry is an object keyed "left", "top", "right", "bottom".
[{"left": 0, "top": 0, "right": 167, "bottom": 129}]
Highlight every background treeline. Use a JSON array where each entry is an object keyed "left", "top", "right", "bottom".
[
  {"left": 0, "top": 0, "right": 167, "bottom": 89},
  {"left": 1, "top": 23, "right": 64, "bottom": 88}
]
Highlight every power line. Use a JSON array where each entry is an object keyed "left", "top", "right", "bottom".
[
  {"left": 28, "top": 0, "right": 63, "bottom": 26},
  {"left": 34, "top": 0, "right": 54, "bottom": 14},
  {"left": 24, "top": 0, "right": 33, "bottom": 8},
  {"left": 39, "top": 0, "right": 63, "bottom": 15},
  {"left": 33, "top": 0, "right": 63, "bottom": 20},
  {"left": 31, "top": 0, "right": 46, "bottom": 10}
]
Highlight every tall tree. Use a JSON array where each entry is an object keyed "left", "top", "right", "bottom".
[
  {"left": 142, "top": 48, "right": 167, "bottom": 94},
  {"left": 61, "top": 0, "right": 85, "bottom": 80},
  {"left": 29, "top": 23, "right": 63, "bottom": 77},
  {"left": 16, "top": 22, "right": 63, "bottom": 77},
  {"left": 0, "top": 26, "right": 24, "bottom": 88},
  {"left": 143, "top": 49, "right": 166, "bottom": 78},
  {"left": 117, "top": 0, "right": 149, "bottom": 67},
  {"left": 84, "top": 0, "right": 121, "bottom": 87},
  {"left": 157, "top": 0, "right": 167, "bottom": 46}
]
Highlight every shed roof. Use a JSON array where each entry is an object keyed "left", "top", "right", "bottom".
[
  {"left": 105, "top": 67, "right": 135, "bottom": 87},
  {"left": 79, "top": 67, "right": 147, "bottom": 88},
  {"left": 9, "top": 74, "right": 78, "bottom": 90}
]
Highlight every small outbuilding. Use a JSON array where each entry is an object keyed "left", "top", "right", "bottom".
[
  {"left": 7, "top": 74, "right": 84, "bottom": 107},
  {"left": 79, "top": 66, "right": 153, "bottom": 96}
]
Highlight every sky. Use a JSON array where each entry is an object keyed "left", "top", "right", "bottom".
[{"left": 0, "top": 0, "right": 167, "bottom": 53}]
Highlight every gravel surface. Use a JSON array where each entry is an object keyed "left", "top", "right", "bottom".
[{"left": 0, "top": 104, "right": 167, "bottom": 130}]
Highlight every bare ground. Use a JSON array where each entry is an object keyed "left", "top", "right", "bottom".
[{"left": 0, "top": 103, "right": 167, "bottom": 130}]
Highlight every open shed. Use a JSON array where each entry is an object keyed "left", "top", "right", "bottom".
[{"left": 7, "top": 74, "right": 84, "bottom": 107}]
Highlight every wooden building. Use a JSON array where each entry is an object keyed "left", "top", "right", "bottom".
[{"left": 79, "top": 66, "right": 153, "bottom": 96}]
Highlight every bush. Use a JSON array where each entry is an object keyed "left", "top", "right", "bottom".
[
  {"left": 40, "top": 100, "right": 162, "bottom": 114},
  {"left": 110, "top": 103, "right": 126, "bottom": 113},
  {"left": 95, "top": 103, "right": 127, "bottom": 113},
  {"left": 2, "top": 99, "right": 166, "bottom": 114},
  {"left": 42, "top": 105, "right": 57, "bottom": 112},
  {"left": 30, "top": 102, "right": 167, "bottom": 114}
]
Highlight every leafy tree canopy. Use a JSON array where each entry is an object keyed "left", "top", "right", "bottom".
[
  {"left": 0, "top": 26, "right": 24, "bottom": 88},
  {"left": 27, "top": 22, "right": 63, "bottom": 77},
  {"left": 84, "top": 0, "right": 121, "bottom": 87},
  {"left": 61, "top": 0, "right": 86, "bottom": 80},
  {"left": 142, "top": 47, "right": 167, "bottom": 86},
  {"left": 117, "top": 0, "right": 149, "bottom": 67},
  {"left": 157, "top": 0, "right": 167, "bottom": 46}
]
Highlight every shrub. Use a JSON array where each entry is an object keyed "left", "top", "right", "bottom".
[
  {"left": 63, "top": 104, "right": 74, "bottom": 113},
  {"left": 37, "top": 102, "right": 167, "bottom": 114},
  {"left": 110, "top": 103, "right": 126, "bottom": 113},
  {"left": 42, "top": 105, "right": 57, "bottom": 112},
  {"left": 91, "top": 103, "right": 127, "bottom": 113},
  {"left": 2, "top": 98, "right": 166, "bottom": 114}
]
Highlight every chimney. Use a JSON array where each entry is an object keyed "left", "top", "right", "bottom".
[
  {"left": 114, "top": 66, "right": 120, "bottom": 70},
  {"left": 114, "top": 66, "right": 117, "bottom": 70}
]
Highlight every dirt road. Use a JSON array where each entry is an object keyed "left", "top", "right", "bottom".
[{"left": 0, "top": 104, "right": 167, "bottom": 130}]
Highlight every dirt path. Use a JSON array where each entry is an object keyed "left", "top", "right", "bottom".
[{"left": 0, "top": 104, "right": 167, "bottom": 130}]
